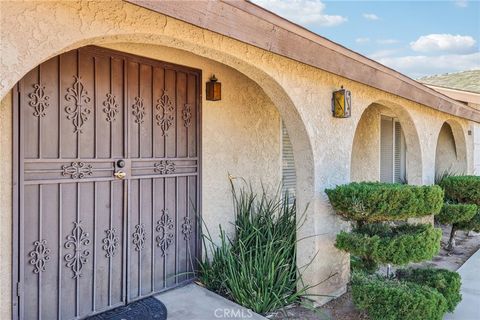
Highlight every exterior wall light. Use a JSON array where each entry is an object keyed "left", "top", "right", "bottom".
[
  {"left": 206, "top": 74, "right": 221, "bottom": 101},
  {"left": 332, "top": 86, "right": 351, "bottom": 118}
]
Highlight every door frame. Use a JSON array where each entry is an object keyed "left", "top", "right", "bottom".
[{"left": 11, "top": 45, "right": 203, "bottom": 320}]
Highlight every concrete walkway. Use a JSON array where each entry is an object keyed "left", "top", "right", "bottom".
[
  {"left": 155, "top": 283, "right": 267, "bottom": 320},
  {"left": 445, "top": 248, "right": 480, "bottom": 320}
]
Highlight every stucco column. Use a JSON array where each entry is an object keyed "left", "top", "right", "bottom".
[{"left": 0, "top": 92, "right": 12, "bottom": 320}]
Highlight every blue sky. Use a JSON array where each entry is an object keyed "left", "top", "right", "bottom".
[{"left": 251, "top": 0, "right": 480, "bottom": 78}]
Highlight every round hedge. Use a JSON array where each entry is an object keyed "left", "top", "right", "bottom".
[
  {"left": 335, "top": 223, "right": 442, "bottom": 265},
  {"left": 351, "top": 272, "right": 448, "bottom": 320},
  {"left": 439, "top": 175, "right": 480, "bottom": 205},
  {"left": 436, "top": 203, "right": 478, "bottom": 225},
  {"left": 325, "top": 182, "right": 444, "bottom": 222},
  {"left": 456, "top": 211, "right": 480, "bottom": 232},
  {"left": 396, "top": 268, "right": 462, "bottom": 312}
]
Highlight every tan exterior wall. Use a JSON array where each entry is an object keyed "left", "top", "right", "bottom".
[
  {"left": 1, "top": 1, "right": 478, "bottom": 317},
  {"left": 475, "top": 124, "right": 480, "bottom": 175},
  {"left": 0, "top": 92, "right": 12, "bottom": 319},
  {"left": 435, "top": 123, "right": 468, "bottom": 176}
]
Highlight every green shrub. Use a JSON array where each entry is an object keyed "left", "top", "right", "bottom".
[
  {"left": 439, "top": 175, "right": 480, "bottom": 205},
  {"left": 351, "top": 272, "right": 448, "bottom": 320},
  {"left": 350, "top": 255, "right": 379, "bottom": 274},
  {"left": 335, "top": 223, "right": 442, "bottom": 265},
  {"left": 198, "top": 184, "right": 310, "bottom": 314},
  {"left": 436, "top": 203, "right": 478, "bottom": 225},
  {"left": 325, "top": 182, "right": 444, "bottom": 222},
  {"left": 396, "top": 268, "right": 462, "bottom": 312},
  {"left": 456, "top": 210, "right": 480, "bottom": 231}
]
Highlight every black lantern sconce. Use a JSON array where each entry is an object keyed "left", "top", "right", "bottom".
[
  {"left": 332, "top": 86, "right": 351, "bottom": 118},
  {"left": 206, "top": 75, "right": 221, "bottom": 101}
]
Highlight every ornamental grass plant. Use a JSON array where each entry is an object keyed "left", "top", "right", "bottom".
[{"left": 198, "top": 182, "right": 313, "bottom": 314}]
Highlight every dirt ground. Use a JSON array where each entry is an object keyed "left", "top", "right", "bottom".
[{"left": 267, "top": 226, "right": 480, "bottom": 320}]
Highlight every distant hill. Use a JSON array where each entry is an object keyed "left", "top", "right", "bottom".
[{"left": 418, "top": 70, "right": 480, "bottom": 94}]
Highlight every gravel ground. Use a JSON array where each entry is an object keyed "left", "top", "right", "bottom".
[{"left": 267, "top": 226, "right": 480, "bottom": 320}]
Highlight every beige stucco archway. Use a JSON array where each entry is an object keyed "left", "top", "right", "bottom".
[
  {"left": 350, "top": 101, "right": 423, "bottom": 185},
  {"left": 1, "top": 33, "right": 327, "bottom": 316},
  {"left": 435, "top": 120, "right": 468, "bottom": 179}
]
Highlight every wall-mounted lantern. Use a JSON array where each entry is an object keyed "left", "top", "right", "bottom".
[
  {"left": 206, "top": 75, "right": 221, "bottom": 101},
  {"left": 332, "top": 86, "right": 351, "bottom": 118}
]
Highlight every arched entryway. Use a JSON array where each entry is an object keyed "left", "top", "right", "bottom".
[
  {"left": 3, "top": 38, "right": 317, "bottom": 318},
  {"left": 351, "top": 101, "right": 423, "bottom": 184},
  {"left": 435, "top": 120, "right": 467, "bottom": 179}
]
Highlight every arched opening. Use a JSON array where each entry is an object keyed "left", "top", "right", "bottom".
[
  {"left": 2, "top": 37, "right": 322, "bottom": 316},
  {"left": 435, "top": 120, "right": 467, "bottom": 179},
  {"left": 351, "top": 102, "right": 423, "bottom": 184}
]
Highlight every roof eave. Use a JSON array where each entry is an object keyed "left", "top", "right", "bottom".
[{"left": 126, "top": 0, "right": 480, "bottom": 123}]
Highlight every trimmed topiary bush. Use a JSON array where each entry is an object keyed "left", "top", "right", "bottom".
[
  {"left": 325, "top": 182, "right": 444, "bottom": 222},
  {"left": 456, "top": 209, "right": 480, "bottom": 232},
  {"left": 396, "top": 268, "right": 462, "bottom": 312},
  {"left": 351, "top": 272, "right": 448, "bottom": 320},
  {"left": 335, "top": 223, "right": 442, "bottom": 265},
  {"left": 436, "top": 203, "right": 478, "bottom": 225},
  {"left": 437, "top": 176, "right": 480, "bottom": 250},
  {"left": 436, "top": 203, "right": 478, "bottom": 250},
  {"left": 439, "top": 175, "right": 480, "bottom": 205},
  {"left": 326, "top": 181, "right": 460, "bottom": 319}
]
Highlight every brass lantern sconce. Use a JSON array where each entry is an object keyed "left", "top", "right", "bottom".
[
  {"left": 332, "top": 86, "right": 351, "bottom": 118},
  {"left": 206, "top": 75, "right": 221, "bottom": 101}
]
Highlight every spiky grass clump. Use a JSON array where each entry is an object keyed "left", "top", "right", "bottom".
[{"left": 198, "top": 183, "right": 311, "bottom": 314}]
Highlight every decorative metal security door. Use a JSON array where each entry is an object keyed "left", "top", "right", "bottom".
[{"left": 15, "top": 47, "right": 201, "bottom": 320}]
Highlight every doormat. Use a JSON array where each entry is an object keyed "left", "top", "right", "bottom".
[{"left": 86, "top": 297, "right": 167, "bottom": 320}]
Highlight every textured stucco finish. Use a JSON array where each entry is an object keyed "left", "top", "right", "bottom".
[
  {"left": 0, "top": 1, "right": 478, "bottom": 317},
  {"left": 435, "top": 122, "right": 468, "bottom": 176},
  {"left": 0, "top": 92, "right": 12, "bottom": 320},
  {"left": 475, "top": 124, "right": 480, "bottom": 175}
]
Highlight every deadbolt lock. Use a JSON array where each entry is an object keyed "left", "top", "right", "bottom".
[
  {"left": 114, "top": 171, "right": 126, "bottom": 179},
  {"left": 117, "top": 160, "right": 126, "bottom": 168}
]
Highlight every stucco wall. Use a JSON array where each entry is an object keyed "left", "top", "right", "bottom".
[
  {"left": 1, "top": 1, "right": 479, "bottom": 316},
  {"left": 0, "top": 92, "right": 12, "bottom": 319},
  {"left": 474, "top": 124, "right": 480, "bottom": 175},
  {"left": 351, "top": 104, "right": 398, "bottom": 182},
  {"left": 435, "top": 123, "right": 467, "bottom": 176}
]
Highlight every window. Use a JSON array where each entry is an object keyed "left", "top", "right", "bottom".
[
  {"left": 380, "top": 116, "right": 406, "bottom": 183},
  {"left": 281, "top": 122, "right": 296, "bottom": 198}
]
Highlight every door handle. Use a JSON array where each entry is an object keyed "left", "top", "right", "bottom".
[{"left": 114, "top": 171, "right": 126, "bottom": 180}]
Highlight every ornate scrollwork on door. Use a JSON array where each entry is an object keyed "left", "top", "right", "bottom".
[
  {"left": 181, "top": 217, "right": 193, "bottom": 241},
  {"left": 102, "top": 228, "right": 119, "bottom": 258},
  {"left": 64, "top": 221, "right": 90, "bottom": 279},
  {"left": 182, "top": 104, "right": 192, "bottom": 128},
  {"left": 29, "top": 239, "right": 51, "bottom": 274},
  {"left": 28, "top": 83, "right": 50, "bottom": 117},
  {"left": 103, "top": 93, "right": 119, "bottom": 122},
  {"left": 156, "top": 209, "right": 174, "bottom": 256},
  {"left": 132, "top": 224, "right": 146, "bottom": 251},
  {"left": 62, "top": 162, "right": 93, "bottom": 179},
  {"left": 153, "top": 160, "right": 176, "bottom": 175},
  {"left": 155, "top": 90, "right": 175, "bottom": 136},
  {"left": 132, "top": 96, "right": 145, "bottom": 124},
  {"left": 65, "top": 75, "right": 91, "bottom": 133}
]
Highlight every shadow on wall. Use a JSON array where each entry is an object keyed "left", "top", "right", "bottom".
[
  {"left": 435, "top": 121, "right": 467, "bottom": 180},
  {"left": 350, "top": 102, "right": 422, "bottom": 184}
]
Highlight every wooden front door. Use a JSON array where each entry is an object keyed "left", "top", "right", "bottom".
[{"left": 14, "top": 46, "right": 201, "bottom": 319}]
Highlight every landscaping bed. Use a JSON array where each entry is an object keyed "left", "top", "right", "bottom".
[{"left": 267, "top": 226, "right": 480, "bottom": 320}]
